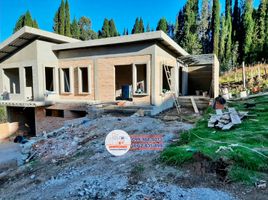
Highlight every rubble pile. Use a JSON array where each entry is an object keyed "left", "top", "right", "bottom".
[
  {"left": 23, "top": 115, "right": 192, "bottom": 162},
  {"left": 208, "top": 108, "right": 248, "bottom": 130}
]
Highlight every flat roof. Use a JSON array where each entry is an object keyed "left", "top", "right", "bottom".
[
  {"left": 0, "top": 26, "right": 80, "bottom": 61},
  {"left": 180, "top": 54, "right": 215, "bottom": 66},
  {"left": 52, "top": 31, "right": 189, "bottom": 56}
]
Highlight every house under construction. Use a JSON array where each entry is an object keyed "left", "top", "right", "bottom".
[{"left": 0, "top": 26, "right": 219, "bottom": 136}]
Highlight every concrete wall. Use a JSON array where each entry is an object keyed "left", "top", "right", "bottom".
[
  {"left": 36, "top": 40, "right": 59, "bottom": 101},
  {"left": 57, "top": 42, "right": 154, "bottom": 104},
  {"left": 0, "top": 41, "right": 38, "bottom": 101},
  {"left": 0, "top": 40, "right": 59, "bottom": 101},
  {"left": 153, "top": 44, "right": 179, "bottom": 106},
  {"left": 187, "top": 65, "right": 212, "bottom": 95}
]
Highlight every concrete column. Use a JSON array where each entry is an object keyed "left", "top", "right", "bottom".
[
  {"left": 19, "top": 67, "right": 25, "bottom": 100},
  {"left": 132, "top": 64, "right": 137, "bottom": 93},
  {"left": 33, "top": 63, "right": 44, "bottom": 101},
  {"left": 151, "top": 46, "right": 157, "bottom": 105},
  {"left": 174, "top": 62, "right": 179, "bottom": 97}
]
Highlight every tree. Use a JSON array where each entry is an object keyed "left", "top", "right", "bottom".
[
  {"left": 211, "top": 0, "right": 220, "bottom": 56},
  {"left": 101, "top": 18, "right": 110, "bottom": 38},
  {"left": 174, "top": 7, "right": 186, "bottom": 45},
  {"left": 219, "top": 15, "right": 227, "bottom": 63},
  {"left": 264, "top": 0, "right": 268, "bottom": 60},
  {"left": 65, "top": 0, "right": 71, "bottom": 37},
  {"left": 132, "top": 18, "right": 140, "bottom": 34},
  {"left": 139, "top": 17, "right": 145, "bottom": 33},
  {"left": 224, "top": 0, "right": 233, "bottom": 69},
  {"left": 58, "top": 0, "right": 65, "bottom": 35},
  {"left": 78, "top": 16, "right": 97, "bottom": 40},
  {"left": 123, "top": 28, "right": 127, "bottom": 35},
  {"left": 13, "top": 11, "right": 39, "bottom": 33},
  {"left": 257, "top": 0, "right": 267, "bottom": 59},
  {"left": 146, "top": 23, "right": 150, "bottom": 32},
  {"left": 24, "top": 11, "right": 33, "bottom": 26},
  {"left": 198, "top": 0, "right": 211, "bottom": 53},
  {"left": 53, "top": 10, "right": 59, "bottom": 34},
  {"left": 33, "top": 20, "right": 39, "bottom": 28},
  {"left": 109, "top": 19, "right": 118, "bottom": 37},
  {"left": 14, "top": 15, "right": 25, "bottom": 33},
  {"left": 232, "top": 0, "right": 241, "bottom": 42},
  {"left": 181, "top": 0, "right": 201, "bottom": 54},
  {"left": 71, "top": 17, "right": 80, "bottom": 39},
  {"left": 156, "top": 17, "right": 168, "bottom": 33},
  {"left": 242, "top": 0, "right": 254, "bottom": 63}
]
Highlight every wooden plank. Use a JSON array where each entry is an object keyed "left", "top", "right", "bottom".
[{"left": 190, "top": 96, "right": 199, "bottom": 114}]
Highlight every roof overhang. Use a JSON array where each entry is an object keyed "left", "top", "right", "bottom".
[
  {"left": 0, "top": 26, "right": 80, "bottom": 62},
  {"left": 52, "top": 31, "right": 189, "bottom": 56},
  {"left": 180, "top": 54, "right": 216, "bottom": 66}
]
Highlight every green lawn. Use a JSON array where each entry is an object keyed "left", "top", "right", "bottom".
[{"left": 161, "top": 96, "right": 268, "bottom": 183}]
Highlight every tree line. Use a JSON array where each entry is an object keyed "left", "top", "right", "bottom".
[
  {"left": 13, "top": 0, "right": 268, "bottom": 71},
  {"left": 175, "top": 0, "right": 268, "bottom": 71}
]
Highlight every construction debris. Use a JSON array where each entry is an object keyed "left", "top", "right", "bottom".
[
  {"left": 208, "top": 108, "right": 248, "bottom": 130},
  {"left": 255, "top": 180, "right": 266, "bottom": 189}
]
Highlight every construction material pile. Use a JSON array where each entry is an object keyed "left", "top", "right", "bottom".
[
  {"left": 208, "top": 108, "right": 248, "bottom": 130},
  {"left": 23, "top": 115, "right": 192, "bottom": 162}
]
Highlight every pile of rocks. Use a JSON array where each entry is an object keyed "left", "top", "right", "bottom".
[{"left": 208, "top": 108, "right": 248, "bottom": 130}]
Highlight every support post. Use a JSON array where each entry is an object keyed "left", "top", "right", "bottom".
[{"left": 242, "top": 61, "right": 246, "bottom": 89}]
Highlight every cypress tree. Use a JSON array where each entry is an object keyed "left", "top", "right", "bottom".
[
  {"left": 242, "top": 0, "right": 254, "bottom": 62},
  {"left": 139, "top": 17, "right": 145, "bottom": 33},
  {"left": 13, "top": 11, "right": 39, "bottom": 33},
  {"left": 211, "top": 0, "right": 220, "bottom": 56},
  {"left": 258, "top": 0, "right": 267, "bottom": 59},
  {"left": 14, "top": 15, "right": 25, "bottom": 33},
  {"left": 174, "top": 7, "right": 185, "bottom": 45},
  {"left": 65, "top": 0, "right": 71, "bottom": 37},
  {"left": 109, "top": 19, "right": 118, "bottom": 37},
  {"left": 71, "top": 17, "right": 80, "bottom": 39},
  {"left": 101, "top": 18, "right": 110, "bottom": 38},
  {"left": 132, "top": 18, "right": 140, "bottom": 34},
  {"left": 123, "top": 28, "right": 127, "bottom": 35},
  {"left": 156, "top": 17, "right": 168, "bottom": 33},
  {"left": 181, "top": 0, "right": 201, "bottom": 54},
  {"left": 24, "top": 11, "right": 33, "bottom": 26},
  {"left": 219, "top": 15, "right": 227, "bottom": 63},
  {"left": 33, "top": 20, "right": 39, "bottom": 28},
  {"left": 264, "top": 0, "right": 268, "bottom": 60},
  {"left": 225, "top": 0, "right": 233, "bottom": 69},
  {"left": 53, "top": 10, "right": 59, "bottom": 34},
  {"left": 58, "top": 0, "right": 65, "bottom": 35},
  {"left": 232, "top": 0, "right": 241, "bottom": 42},
  {"left": 199, "top": 0, "right": 211, "bottom": 53},
  {"left": 146, "top": 23, "right": 150, "bottom": 32}
]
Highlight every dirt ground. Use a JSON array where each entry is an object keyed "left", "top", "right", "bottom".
[{"left": 0, "top": 109, "right": 266, "bottom": 200}]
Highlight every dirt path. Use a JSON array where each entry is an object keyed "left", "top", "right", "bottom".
[{"left": 0, "top": 115, "right": 237, "bottom": 200}]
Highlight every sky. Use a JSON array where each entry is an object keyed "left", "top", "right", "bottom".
[{"left": 0, "top": 0, "right": 261, "bottom": 42}]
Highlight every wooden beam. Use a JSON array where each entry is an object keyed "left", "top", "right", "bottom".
[{"left": 190, "top": 96, "right": 199, "bottom": 114}]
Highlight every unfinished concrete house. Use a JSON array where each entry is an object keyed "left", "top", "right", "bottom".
[{"left": 0, "top": 26, "right": 219, "bottom": 136}]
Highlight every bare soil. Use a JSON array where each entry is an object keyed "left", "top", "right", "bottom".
[{"left": 0, "top": 109, "right": 266, "bottom": 200}]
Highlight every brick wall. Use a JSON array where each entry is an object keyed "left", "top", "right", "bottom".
[{"left": 58, "top": 59, "right": 95, "bottom": 100}]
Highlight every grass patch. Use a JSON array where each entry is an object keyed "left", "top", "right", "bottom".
[
  {"left": 0, "top": 106, "right": 7, "bottom": 123},
  {"left": 161, "top": 96, "right": 268, "bottom": 183}
]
